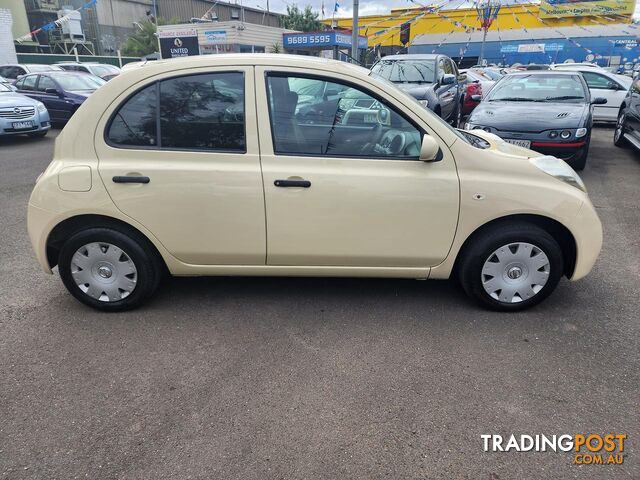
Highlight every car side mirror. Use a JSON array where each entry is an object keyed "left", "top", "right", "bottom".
[
  {"left": 592, "top": 97, "right": 607, "bottom": 105},
  {"left": 471, "top": 94, "right": 482, "bottom": 102},
  {"left": 419, "top": 135, "right": 442, "bottom": 162},
  {"left": 441, "top": 74, "right": 455, "bottom": 85},
  {"left": 44, "top": 87, "right": 61, "bottom": 96}
]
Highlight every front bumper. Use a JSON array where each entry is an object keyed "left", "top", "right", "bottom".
[{"left": 0, "top": 111, "right": 50, "bottom": 136}]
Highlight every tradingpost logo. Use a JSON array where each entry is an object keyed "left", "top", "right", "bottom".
[{"left": 481, "top": 434, "right": 627, "bottom": 465}]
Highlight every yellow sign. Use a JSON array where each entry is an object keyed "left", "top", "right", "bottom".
[{"left": 539, "top": 0, "right": 635, "bottom": 18}]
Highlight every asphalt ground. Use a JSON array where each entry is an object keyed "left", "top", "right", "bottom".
[{"left": 0, "top": 127, "right": 638, "bottom": 479}]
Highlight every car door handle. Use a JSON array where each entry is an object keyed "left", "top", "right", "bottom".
[
  {"left": 112, "top": 175, "right": 150, "bottom": 184},
  {"left": 274, "top": 179, "right": 311, "bottom": 188}
]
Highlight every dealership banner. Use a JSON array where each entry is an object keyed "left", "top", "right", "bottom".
[
  {"left": 539, "top": 0, "right": 634, "bottom": 18},
  {"left": 159, "top": 28, "right": 200, "bottom": 59}
]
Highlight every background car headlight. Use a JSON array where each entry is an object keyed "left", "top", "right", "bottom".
[
  {"left": 548, "top": 131, "right": 558, "bottom": 138},
  {"left": 530, "top": 156, "right": 586, "bottom": 192},
  {"left": 560, "top": 130, "right": 571, "bottom": 139},
  {"left": 36, "top": 102, "right": 47, "bottom": 113},
  {"left": 576, "top": 128, "right": 587, "bottom": 138},
  {"left": 418, "top": 99, "right": 429, "bottom": 108}
]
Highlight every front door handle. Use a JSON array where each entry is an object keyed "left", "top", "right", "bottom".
[
  {"left": 274, "top": 179, "right": 311, "bottom": 188},
  {"left": 112, "top": 176, "right": 150, "bottom": 184}
]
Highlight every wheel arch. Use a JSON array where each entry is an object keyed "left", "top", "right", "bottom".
[
  {"left": 452, "top": 214, "right": 577, "bottom": 278},
  {"left": 46, "top": 214, "right": 167, "bottom": 272}
]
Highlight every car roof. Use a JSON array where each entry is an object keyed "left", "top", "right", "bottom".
[
  {"left": 377, "top": 54, "right": 441, "bottom": 61},
  {"left": 507, "top": 70, "right": 582, "bottom": 76}
]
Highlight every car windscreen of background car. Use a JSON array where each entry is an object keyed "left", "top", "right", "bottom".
[
  {"left": 487, "top": 74, "right": 587, "bottom": 103},
  {"left": 51, "top": 74, "right": 106, "bottom": 91},
  {"left": 92, "top": 65, "right": 119, "bottom": 76},
  {"left": 370, "top": 60, "right": 436, "bottom": 83}
]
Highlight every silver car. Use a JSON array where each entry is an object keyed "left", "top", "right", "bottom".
[{"left": 0, "top": 83, "right": 50, "bottom": 138}]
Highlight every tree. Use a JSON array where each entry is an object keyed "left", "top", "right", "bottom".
[
  {"left": 281, "top": 5, "right": 322, "bottom": 32},
  {"left": 121, "top": 17, "right": 176, "bottom": 57},
  {"left": 270, "top": 42, "right": 283, "bottom": 53}
]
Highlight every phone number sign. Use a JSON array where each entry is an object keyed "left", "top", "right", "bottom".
[{"left": 283, "top": 32, "right": 367, "bottom": 49}]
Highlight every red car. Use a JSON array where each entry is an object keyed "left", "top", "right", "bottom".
[{"left": 461, "top": 68, "right": 503, "bottom": 116}]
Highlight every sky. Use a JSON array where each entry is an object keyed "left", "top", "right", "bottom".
[{"left": 245, "top": 0, "right": 640, "bottom": 20}]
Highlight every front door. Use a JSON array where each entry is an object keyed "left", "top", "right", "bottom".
[
  {"left": 255, "top": 68, "right": 460, "bottom": 268},
  {"left": 582, "top": 71, "right": 627, "bottom": 122},
  {"left": 34, "top": 75, "right": 69, "bottom": 122},
  {"left": 95, "top": 67, "right": 266, "bottom": 265}
]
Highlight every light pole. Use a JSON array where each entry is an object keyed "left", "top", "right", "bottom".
[
  {"left": 351, "top": 0, "right": 359, "bottom": 64},
  {"left": 475, "top": 0, "right": 501, "bottom": 66}
]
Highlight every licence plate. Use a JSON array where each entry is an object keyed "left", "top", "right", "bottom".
[
  {"left": 505, "top": 139, "right": 531, "bottom": 148},
  {"left": 12, "top": 120, "right": 34, "bottom": 130}
]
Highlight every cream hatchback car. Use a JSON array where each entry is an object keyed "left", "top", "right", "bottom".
[{"left": 28, "top": 54, "right": 602, "bottom": 312}]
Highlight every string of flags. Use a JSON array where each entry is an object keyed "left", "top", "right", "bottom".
[{"left": 15, "top": 0, "right": 98, "bottom": 43}]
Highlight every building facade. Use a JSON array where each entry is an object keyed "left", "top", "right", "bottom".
[{"left": 156, "top": 0, "right": 282, "bottom": 29}]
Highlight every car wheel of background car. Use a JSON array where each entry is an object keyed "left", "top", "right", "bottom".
[
  {"left": 458, "top": 222, "right": 564, "bottom": 311},
  {"left": 28, "top": 131, "right": 47, "bottom": 138},
  {"left": 58, "top": 227, "right": 162, "bottom": 311},
  {"left": 451, "top": 101, "right": 462, "bottom": 127},
  {"left": 614, "top": 111, "right": 628, "bottom": 147}
]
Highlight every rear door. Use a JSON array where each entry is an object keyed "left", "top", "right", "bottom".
[
  {"left": 35, "top": 75, "right": 69, "bottom": 122},
  {"left": 255, "top": 67, "right": 460, "bottom": 269},
  {"left": 95, "top": 66, "right": 266, "bottom": 266},
  {"left": 626, "top": 75, "right": 640, "bottom": 139}
]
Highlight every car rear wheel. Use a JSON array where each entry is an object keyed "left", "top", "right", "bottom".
[
  {"left": 58, "top": 228, "right": 162, "bottom": 311},
  {"left": 458, "top": 222, "right": 564, "bottom": 311},
  {"left": 614, "top": 111, "right": 628, "bottom": 147}
]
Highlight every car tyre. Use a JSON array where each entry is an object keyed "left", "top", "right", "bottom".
[
  {"left": 450, "top": 101, "right": 462, "bottom": 127},
  {"left": 58, "top": 227, "right": 162, "bottom": 311},
  {"left": 614, "top": 111, "right": 628, "bottom": 147},
  {"left": 458, "top": 222, "right": 564, "bottom": 311}
]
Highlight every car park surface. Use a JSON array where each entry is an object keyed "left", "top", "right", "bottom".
[
  {"left": 1, "top": 126, "right": 639, "bottom": 479},
  {"left": 26, "top": 54, "right": 601, "bottom": 312}
]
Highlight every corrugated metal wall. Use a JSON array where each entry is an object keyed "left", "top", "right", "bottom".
[{"left": 156, "top": 0, "right": 282, "bottom": 28}]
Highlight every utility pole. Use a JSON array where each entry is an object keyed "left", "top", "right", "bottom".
[{"left": 351, "top": 0, "right": 359, "bottom": 64}]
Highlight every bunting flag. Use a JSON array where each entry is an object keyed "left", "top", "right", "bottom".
[
  {"left": 334, "top": 1, "right": 340, "bottom": 13},
  {"left": 15, "top": 0, "right": 98, "bottom": 43}
]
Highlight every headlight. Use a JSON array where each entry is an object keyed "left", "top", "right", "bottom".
[
  {"left": 36, "top": 102, "right": 47, "bottom": 113},
  {"left": 576, "top": 127, "right": 587, "bottom": 138},
  {"left": 418, "top": 99, "right": 429, "bottom": 108},
  {"left": 464, "top": 122, "right": 473, "bottom": 129},
  {"left": 560, "top": 130, "right": 571, "bottom": 139},
  {"left": 530, "top": 156, "right": 586, "bottom": 192}
]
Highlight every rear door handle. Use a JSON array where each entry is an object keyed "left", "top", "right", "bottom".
[
  {"left": 274, "top": 179, "right": 311, "bottom": 188},
  {"left": 112, "top": 176, "right": 150, "bottom": 184}
]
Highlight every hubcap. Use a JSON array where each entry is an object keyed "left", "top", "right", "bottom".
[
  {"left": 481, "top": 242, "right": 550, "bottom": 303},
  {"left": 70, "top": 242, "right": 137, "bottom": 302},
  {"left": 615, "top": 114, "right": 624, "bottom": 141}
]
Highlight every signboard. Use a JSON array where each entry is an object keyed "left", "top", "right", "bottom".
[
  {"left": 159, "top": 28, "right": 199, "bottom": 59},
  {"left": 539, "top": 0, "right": 634, "bottom": 18},
  {"left": 518, "top": 43, "right": 546, "bottom": 53},
  {"left": 283, "top": 32, "right": 368, "bottom": 49},
  {"left": 500, "top": 43, "right": 564, "bottom": 53},
  {"left": 203, "top": 30, "right": 227, "bottom": 44}
]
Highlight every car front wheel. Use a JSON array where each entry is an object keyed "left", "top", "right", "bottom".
[
  {"left": 614, "top": 111, "right": 627, "bottom": 147},
  {"left": 458, "top": 222, "right": 564, "bottom": 311},
  {"left": 58, "top": 227, "right": 162, "bottom": 311}
]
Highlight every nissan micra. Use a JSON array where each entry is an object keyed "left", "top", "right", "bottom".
[{"left": 27, "top": 54, "right": 602, "bottom": 312}]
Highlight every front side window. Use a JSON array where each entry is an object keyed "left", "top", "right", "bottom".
[
  {"left": 160, "top": 72, "right": 245, "bottom": 151},
  {"left": 37, "top": 75, "right": 57, "bottom": 92},
  {"left": 266, "top": 74, "right": 423, "bottom": 159},
  {"left": 108, "top": 84, "right": 158, "bottom": 147}
]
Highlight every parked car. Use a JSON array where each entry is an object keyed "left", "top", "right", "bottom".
[
  {"left": 0, "top": 82, "right": 50, "bottom": 138},
  {"left": 465, "top": 71, "right": 606, "bottom": 170},
  {"left": 0, "top": 75, "right": 16, "bottom": 91},
  {"left": 370, "top": 54, "right": 463, "bottom": 126},
  {"left": 0, "top": 64, "right": 62, "bottom": 83},
  {"left": 27, "top": 55, "right": 603, "bottom": 312},
  {"left": 551, "top": 62, "right": 604, "bottom": 71},
  {"left": 460, "top": 68, "right": 501, "bottom": 116},
  {"left": 614, "top": 73, "right": 640, "bottom": 151},
  {"left": 14, "top": 71, "right": 105, "bottom": 125},
  {"left": 555, "top": 66, "right": 631, "bottom": 122},
  {"left": 55, "top": 62, "right": 121, "bottom": 81}
]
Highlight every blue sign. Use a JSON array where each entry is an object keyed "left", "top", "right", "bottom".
[{"left": 283, "top": 32, "right": 367, "bottom": 49}]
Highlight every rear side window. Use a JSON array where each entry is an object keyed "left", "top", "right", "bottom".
[
  {"left": 160, "top": 72, "right": 245, "bottom": 151},
  {"left": 107, "top": 72, "right": 245, "bottom": 151},
  {"left": 108, "top": 84, "right": 157, "bottom": 147},
  {"left": 17, "top": 75, "right": 37, "bottom": 91}
]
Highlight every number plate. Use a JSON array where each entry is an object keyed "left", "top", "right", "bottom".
[
  {"left": 12, "top": 120, "right": 34, "bottom": 130},
  {"left": 505, "top": 139, "right": 531, "bottom": 148}
]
